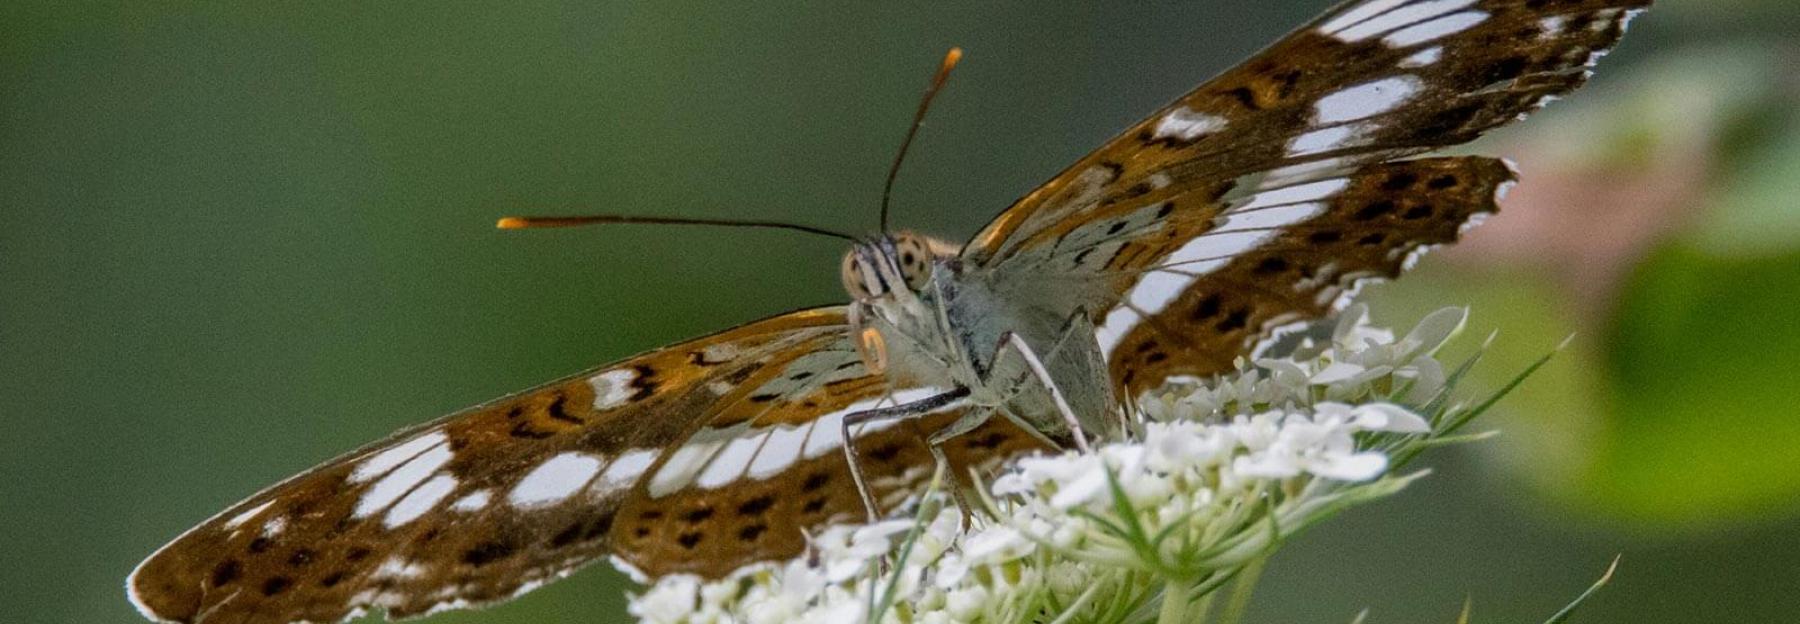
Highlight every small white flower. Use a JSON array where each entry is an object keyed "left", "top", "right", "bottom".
[
  {"left": 1352, "top": 402, "right": 1432, "bottom": 433},
  {"left": 629, "top": 575, "right": 699, "bottom": 624},
  {"left": 961, "top": 525, "right": 1032, "bottom": 564}
]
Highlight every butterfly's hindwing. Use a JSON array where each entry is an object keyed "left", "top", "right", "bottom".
[{"left": 1097, "top": 157, "right": 1514, "bottom": 393}]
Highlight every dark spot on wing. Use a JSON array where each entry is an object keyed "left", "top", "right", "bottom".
[
  {"left": 677, "top": 532, "right": 703, "bottom": 549},
  {"left": 463, "top": 541, "right": 516, "bottom": 566},
  {"left": 1482, "top": 55, "right": 1532, "bottom": 84},
  {"left": 1225, "top": 86, "right": 1260, "bottom": 110},
  {"left": 550, "top": 522, "right": 584, "bottom": 548},
  {"left": 261, "top": 576, "right": 292, "bottom": 596},
  {"left": 1356, "top": 200, "right": 1397, "bottom": 221},
  {"left": 1190, "top": 294, "right": 1222, "bottom": 321},
  {"left": 546, "top": 393, "right": 581, "bottom": 424},
  {"left": 737, "top": 496, "right": 775, "bottom": 516},
  {"left": 1381, "top": 172, "right": 1417, "bottom": 191},
  {"left": 584, "top": 510, "right": 616, "bottom": 541},
  {"left": 869, "top": 443, "right": 902, "bottom": 462},
  {"left": 739, "top": 524, "right": 769, "bottom": 542},
  {"left": 210, "top": 560, "right": 241, "bottom": 586},
  {"left": 1217, "top": 307, "right": 1250, "bottom": 333}
]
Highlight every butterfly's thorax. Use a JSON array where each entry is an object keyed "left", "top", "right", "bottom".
[{"left": 845, "top": 235, "right": 1119, "bottom": 441}]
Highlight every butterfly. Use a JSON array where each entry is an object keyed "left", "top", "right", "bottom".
[{"left": 128, "top": 1, "right": 1646, "bottom": 622}]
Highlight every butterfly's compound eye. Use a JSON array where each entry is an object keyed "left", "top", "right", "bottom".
[
  {"left": 840, "top": 251, "right": 885, "bottom": 300},
  {"left": 892, "top": 233, "right": 933, "bottom": 291}
]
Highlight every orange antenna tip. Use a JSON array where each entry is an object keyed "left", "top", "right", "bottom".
[{"left": 496, "top": 216, "right": 530, "bottom": 229}]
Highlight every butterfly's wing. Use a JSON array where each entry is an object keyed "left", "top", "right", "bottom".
[
  {"left": 963, "top": 0, "right": 1644, "bottom": 393},
  {"left": 128, "top": 306, "right": 1040, "bottom": 623}
]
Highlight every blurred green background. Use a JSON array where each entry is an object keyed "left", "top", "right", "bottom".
[{"left": 4, "top": 1, "right": 1797, "bottom": 622}]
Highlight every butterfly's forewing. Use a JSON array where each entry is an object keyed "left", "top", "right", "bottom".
[
  {"left": 963, "top": 0, "right": 1643, "bottom": 390},
  {"left": 129, "top": 306, "right": 1041, "bottom": 623}
]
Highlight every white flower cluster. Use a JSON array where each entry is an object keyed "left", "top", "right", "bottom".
[{"left": 627, "top": 307, "right": 1470, "bottom": 624}]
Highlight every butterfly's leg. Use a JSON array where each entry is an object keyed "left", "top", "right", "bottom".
[
  {"left": 840, "top": 387, "right": 973, "bottom": 522},
  {"left": 991, "top": 331, "right": 1092, "bottom": 453},
  {"left": 920, "top": 407, "right": 996, "bottom": 530}
]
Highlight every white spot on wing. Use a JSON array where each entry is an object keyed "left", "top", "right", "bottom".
[
  {"left": 222, "top": 500, "right": 275, "bottom": 529},
  {"left": 1288, "top": 125, "right": 1360, "bottom": 156},
  {"left": 385, "top": 473, "right": 458, "bottom": 528},
  {"left": 588, "top": 368, "right": 638, "bottom": 410},
  {"left": 747, "top": 425, "right": 812, "bottom": 479},
  {"left": 1382, "top": 11, "right": 1488, "bottom": 48},
  {"left": 1327, "top": 0, "right": 1478, "bottom": 42},
  {"left": 600, "top": 448, "right": 657, "bottom": 492},
  {"left": 1319, "top": 0, "right": 1409, "bottom": 36},
  {"left": 450, "top": 490, "right": 491, "bottom": 513},
  {"left": 350, "top": 431, "right": 446, "bottom": 484},
  {"left": 509, "top": 452, "right": 604, "bottom": 508},
  {"left": 1313, "top": 76, "right": 1421, "bottom": 124},
  {"left": 1538, "top": 15, "right": 1567, "bottom": 38},
  {"left": 701, "top": 343, "right": 741, "bottom": 363},
  {"left": 695, "top": 432, "right": 766, "bottom": 489},
  {"left": 1126, "top": 270, "right": 1193, "bottom": 316},
  {"left": 1152, "top": 106, "right": 1227, "bottom": 141},
  {"left": 1400, "top": 46, "right": 1443, "bottom": 68},
  {"left": 372, "top": 557, "right": 427, "bottom": 580},
  {"left": 1240, "top": 178, "right": 1349, "bottom": 212},
  {"left": 648, "top": 440, "right": 725, "bottom": 497},
  {"left": 355, "top": 439, "right": 453, "bottom": 518},
  {"left": 1096, "top": 307, "right": 1142, "bottom": 358}
]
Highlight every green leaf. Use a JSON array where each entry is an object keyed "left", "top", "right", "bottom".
[{"left": 1541, "top": 557, "right": 1620, "bottom": 624}]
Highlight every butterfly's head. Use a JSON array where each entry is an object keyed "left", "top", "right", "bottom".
[{"left": 839, "top": 231, "right": 955, "bottom": 303}]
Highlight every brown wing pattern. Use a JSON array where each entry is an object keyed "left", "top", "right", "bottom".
[
  {"left": 961, "top": 0, "right": 1642, "bottom": 388},
  {"left": 967, "top": 0, "right": 1643, "bottom": 267},
  {"left": 128, "top": 306, "right": 1044, "bottom": 622},
  {"left": 1103, "top": 157, "right": 1514, "bottom": 393}
]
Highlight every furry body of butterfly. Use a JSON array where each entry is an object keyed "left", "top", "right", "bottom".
[{"left": 842, "top": 232, "right": 1118, "bottom": 449}]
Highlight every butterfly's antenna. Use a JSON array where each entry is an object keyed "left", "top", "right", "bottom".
[
  {"left": 879, "top": 47, "right": 962, "bottom": 233},
  {"left": 497, "top": 214, "right": 859, "bottom": 242}
]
